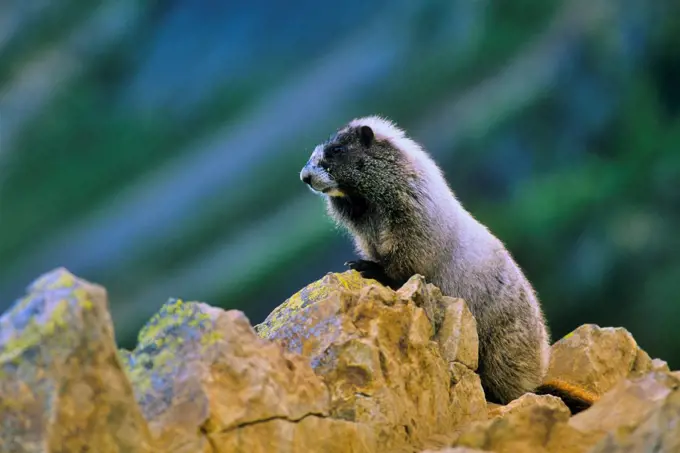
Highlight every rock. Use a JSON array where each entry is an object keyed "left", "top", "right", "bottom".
[
  {"left": 255, "top": 271, "right": 367, "bottom": 359},
  {"left": 427, "top": 360, "right": 680, "bottom": 453},
  {"left": 3, "top": 267, "right": 680, "bottom": 453},
  {"left": 449, "top": 363, "right": 487, "bottom": 428},
  {"left": 121, "top": 297, "right": 374, "bottom": 453},
  {"left": 394, "top": 276, "right": 478, "bottom": 370},
  {"left": 212, "top": 416, "right": 375, "bottom": 453},
  {"left": 457, "top": 395, "right": 604, "bottom": 453},
  {"left": 431, "top": 297, "right": 478, "bottom": 371},
  {"left": 486, "top": 393, "right": 568, "bottom": 419},
  {"left": 568, "top": 371, "right": 679, "bottom": 438},
  {"left": 449, "top": 392, "right": 602, "bottom": 453},
  {"left": 650, "top": 358, "right": 671, "bottom": 372},
  {"left": 420, "top": 448, "right": 491, "bottom": 453},
  {"left": 589, "top": 387, "right": 680, "bottom": 453},
  {"left": 438, "top": 332, "right": 680, "bottom": 453},
  {"left": 543, "top": 324, "right": 661, "bottom": 396},
  {"left": 629, "top": 348, "right": 670, "bottom": 378},
  {"left": 0, "top": 268, "right": 154, "bottom": 453},
  {"left": 447, "top": 360, "right": 679, "bottom": 453},
  {"left": 256, "top": 271, "right": 486, "bottom": 451}
]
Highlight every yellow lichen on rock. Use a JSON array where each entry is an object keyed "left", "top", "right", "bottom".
[
  {"left": 121, "top": 298, "right": 353, "bottom": 452},
  {"left": 255, "top": 270, "right": 369, "bottom": 339},
  {"left": 2, "top": 267, "right": 680, "bottom": 453},
  {"left": 0, "top": 268, "right": 154, "bottom": 453},
  {"left": 257, "top": 271, "right": 486, "bottom": 451}
]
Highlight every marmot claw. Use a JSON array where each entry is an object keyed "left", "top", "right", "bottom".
[{"left": 344, "top": 260, "right": 400, "bottom": 289}]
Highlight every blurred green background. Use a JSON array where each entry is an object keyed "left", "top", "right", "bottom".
[{"left": 1, "top": 0, "right": 678, "bottom": 366}]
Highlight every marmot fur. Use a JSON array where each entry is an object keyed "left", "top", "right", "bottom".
[{"left": 300, "top": 116, "right": 594, "bottom": 411}]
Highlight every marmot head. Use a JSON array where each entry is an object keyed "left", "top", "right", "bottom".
[{"left": 300, "top": 116, "right": 436, "bottom": 219}]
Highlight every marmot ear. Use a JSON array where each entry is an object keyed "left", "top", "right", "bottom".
[{"left": 359, "top": 125, "right": 374, "bottom": 147}]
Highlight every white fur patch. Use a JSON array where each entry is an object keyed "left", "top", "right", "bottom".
[
  {"left": 309, "top": 144, "right": 324, "bottom": 165},
  {"left": 349, "top": 116, "right": 428, "bottom": 162},
  {"left": 348, "top": 115, "right": 406, "bottom": 142}
]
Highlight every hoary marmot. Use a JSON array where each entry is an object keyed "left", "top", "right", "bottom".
[{"left": 300, "top": 116, "right": 596, "bottom": 413}]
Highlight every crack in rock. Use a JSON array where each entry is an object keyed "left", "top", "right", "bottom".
[{"left": 207, "top": 412, "right": 328, "bottom": 436}]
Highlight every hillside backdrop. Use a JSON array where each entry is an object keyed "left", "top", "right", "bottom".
[{"left": 1, "top": 0, "right": 679, "bottom": 366}]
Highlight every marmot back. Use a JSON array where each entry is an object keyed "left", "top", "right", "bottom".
[{"left": 300, "top": 116, "right": 580, "bottom": 409}]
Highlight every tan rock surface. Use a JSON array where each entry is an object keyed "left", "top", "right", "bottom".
[
  {"left": 420, "top": 448, "right": 491, "bottom": 453},
  {"left": 449, "top": 363, "right": 487, "bottom": 428},
  {"left": 211, "top": 414, "right": 376, "bottom": 453},
  {"left": 256, "top": 271, "right": 486, "bottom": 451},
  {"left": 0, "top": 268, "right": 154, "bottom": 453},
  {"left": 589, "top": 387, "right": 680, "bottom": 452},
  {"left": 433, "top": 330, "right": 680, "bottom": 453},
  {"left": 2, "top": 267, "right": 679, "bottom": 453},
  {"left": 396, "top": 276, "right": 479, "bottom": 371},
  {"left": 568, "top": 370, "right": 679, "bottom": 438},
  {"left": 543, "top": 324, "right": 660, "bottom": 396},
  {"left": 450, "top": 393, "right": 600, "bottom": 453},
  {"left": 486, "top": 393, "right": 567, "bottom": 419},
  {"left": 121, "top": 297, "right": 374, "bottom": 453}
]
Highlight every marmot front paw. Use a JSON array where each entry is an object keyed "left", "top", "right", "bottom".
[{"left": 344, "top": 260, "right": 401, "bottom": 289}]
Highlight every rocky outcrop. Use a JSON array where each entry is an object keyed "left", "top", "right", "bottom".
[
  {"left": 439, "top": 370, "right": 680, "bottom": 453},
  {"left": 120, "top": 297, "right": 371, "bottom": 453},
  {"left": 256, "top": 272, "right": 485, "bottom": 450},
  {"left": 0, "top": 268, "right": 154, "bottom": 453},
  {"left": 543, "top": 323, "right": 670, "bottom": 397},
  {"left": 0, "top": 267, "right": 678, "bottom": 453}
]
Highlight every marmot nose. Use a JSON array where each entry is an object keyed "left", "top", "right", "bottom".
[{"left": 300, "top": 166, "right": 313, "bottom": 185}]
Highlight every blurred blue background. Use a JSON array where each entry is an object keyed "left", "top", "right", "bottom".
[{"left": 1, "top": 0, "right": 679, "bottom": 365}]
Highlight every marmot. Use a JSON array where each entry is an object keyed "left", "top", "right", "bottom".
[{"left": 300, "top": 116, "right": 596, "bottom": 413}]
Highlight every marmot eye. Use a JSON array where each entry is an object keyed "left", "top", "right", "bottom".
[{"left": 327, "top": 145, "right": 345, "bottom": 156}]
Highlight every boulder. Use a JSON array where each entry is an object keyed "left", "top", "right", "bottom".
[
  {"left": 449, "top": 393, "right": 600, "bottom": 453},
  {"left": 543, "top": 324, "right": 666, "bottom": 396},
  {"left": 569, "top": 371, "right": 679, "bottom": 442},
  {"left": 589, "top": 387, "right": 680, "bottom": 452},
  {"left": 1, "top": 267, "right": 678, "bottom": 453},
  {"left": 255, "top": 271, "right": 486, "bottom": 450},
  {"left": 120, "top": 298, "right": 374, "bottom": 453},
  {"left": 0, "top": 268, "right": 153, "bottom": 453},
  {"left": 435, "top": 326, "right": 680, "bottom": 453}
]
